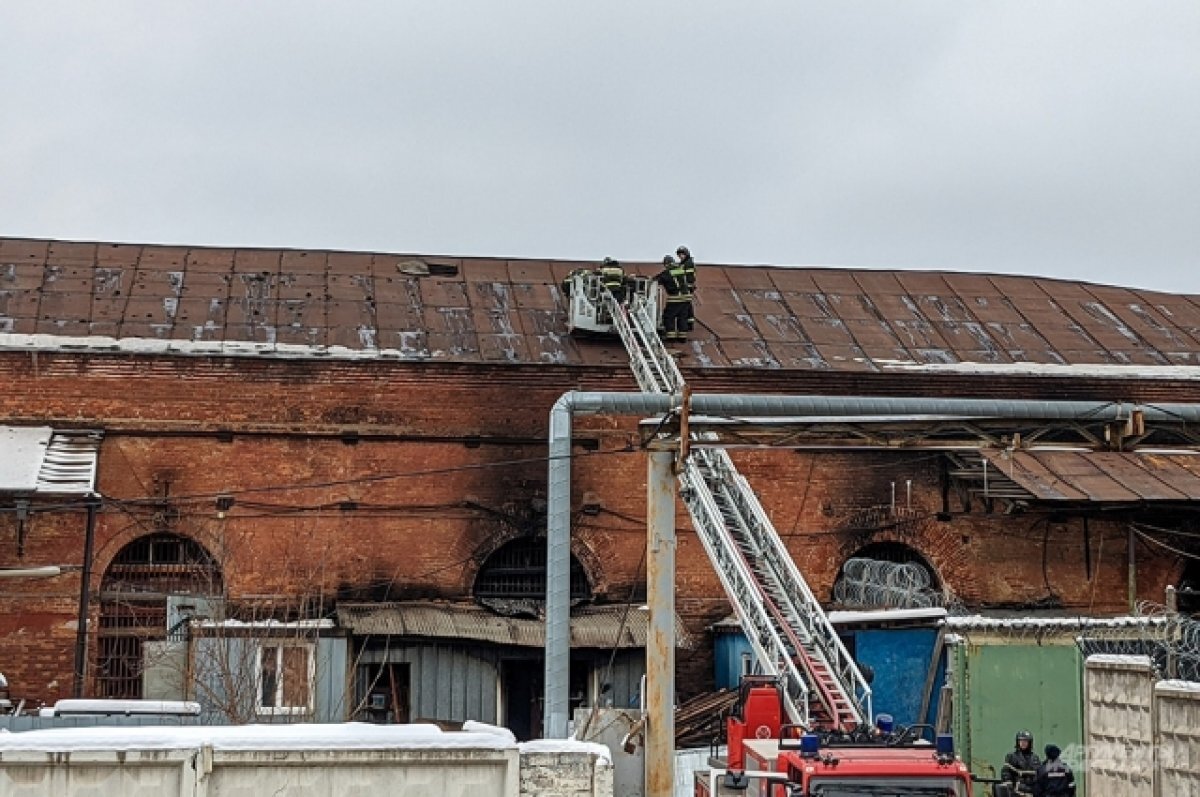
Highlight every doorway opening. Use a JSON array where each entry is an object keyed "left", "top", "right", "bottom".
[{"left": 500, "top": 655, "right": 590, "bottom": 741}]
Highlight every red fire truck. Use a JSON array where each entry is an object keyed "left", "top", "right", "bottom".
[{"left": 696, "top": 677, "right": 974, "bottom": 796}]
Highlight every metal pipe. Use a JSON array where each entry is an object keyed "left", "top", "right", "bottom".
[
  {"left": 0, "top": 566, "right": 62, "bottom": 579},
  {"left": 544, "top": 390, "right": 1200, "bottom": 737},
  {"left": 645, "top": 446, "right": 677, "bottom": 797},
  {"left": 73, "top": 497, "right": 99, "bottom": 699}
]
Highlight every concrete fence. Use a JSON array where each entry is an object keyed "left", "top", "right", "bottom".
[
  {"left": 1083, "top": 654, "right": 1200, "bottom": 797},
  {"left": 0, "top": 724, "right": 613, "bottom": 797}
]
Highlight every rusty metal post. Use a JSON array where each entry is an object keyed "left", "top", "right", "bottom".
[
  {"left": 1127, "top": 525, "right": 1137, "bottom": 613},
  {"left": 1166, "top": 585, "right": 1179, "bottom": 679},
  {"left": 646, "top": 445, "right": 676, "bottom": 797}
]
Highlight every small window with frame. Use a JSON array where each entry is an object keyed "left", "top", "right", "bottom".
[{"left": 256, "top": 641, "right": 314, "bottom": 715}]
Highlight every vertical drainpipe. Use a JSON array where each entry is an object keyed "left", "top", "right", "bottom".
[
  {"left": 73, "top": 496, "right": 99, "bottom": 699},
  {"left": 544, "top": 395, "right": 574, "bottom": 738},
  {"left": 645, "top": 445, "right": 677, "bottom": 797}
]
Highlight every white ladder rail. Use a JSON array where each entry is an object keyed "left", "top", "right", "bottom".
[{"left": 602, "top": 288, "right": 870, "bottom": 729}]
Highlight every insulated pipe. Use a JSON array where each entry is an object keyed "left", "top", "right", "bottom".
[
  {"left": 543, "top": 391, "right": 1200, "bottom": 737},
  {"left": 645, "top": 447, "right": 677, "bottom": 797}
]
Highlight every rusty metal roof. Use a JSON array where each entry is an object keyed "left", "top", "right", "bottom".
[
  {"left": 5, "top": 237, "right": 1200, "bottom": 372},
  {"left": 337, "top": 601, "right": 696, "bottom": 649},
  {"left": 978, "top": 450, "right": 1200, "bottom": 502}
]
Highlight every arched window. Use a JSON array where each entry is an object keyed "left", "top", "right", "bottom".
[
  {"left": 474, "top": 537, "right": 591, "bottom": 602},
  {"left": 831, "top": 542, "right": 941, "bottom": 610},
  {"left": 97, "top": 533, "right": 222, "bottom": 699}
]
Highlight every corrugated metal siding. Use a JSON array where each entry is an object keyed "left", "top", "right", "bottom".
[
  {"left": 191, "top": 635, "right": 347, "bottom": 725},
  {"left": 358, "top": 643, "right": 499, "bottom": 725},
  {"left": 7, "top": 236, "right": 1200, "bottom": 374}
]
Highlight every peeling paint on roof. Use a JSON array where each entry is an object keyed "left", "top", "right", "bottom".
[{"left": 5, "top": 237, "right": 1200, "bottom": 372}]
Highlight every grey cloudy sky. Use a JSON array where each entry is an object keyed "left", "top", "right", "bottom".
[{"left": 2, "top": 2, "right": 1198, "bottom": 293}]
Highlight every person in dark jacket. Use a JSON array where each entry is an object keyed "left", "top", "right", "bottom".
[
  {"left": 655, "top": 255, "right": 692, "bottom": 341},
  {"left": 675, "top": 246, "right": 696, "bottom": 332},
  {"left": 598, "top": 257, "right": 626, "bottom": 304},
  {"left": 1033, "top": 744, "right": 1075, "bottom": 796},
  {"left": 1002, "top": 730, "right": 1040, "bottom": 794}
]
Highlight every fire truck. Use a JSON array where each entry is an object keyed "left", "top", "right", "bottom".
[{"left": 695, "top": 677, "right": 974, "bottom": 796}]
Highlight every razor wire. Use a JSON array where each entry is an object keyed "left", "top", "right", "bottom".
[
  {"left": 1076, "top": 601, "right": 1200, "bottom": 682},
  {"left": 832, "top": 557, "right": 956, "bottom": 611}
]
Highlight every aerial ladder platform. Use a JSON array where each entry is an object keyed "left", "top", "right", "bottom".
[{"left": 564, "top": 271, "right": 872, "bottom": 731}]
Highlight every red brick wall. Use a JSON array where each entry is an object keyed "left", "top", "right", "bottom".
[{"left": 0, "top": 351, "right": 1184, "bottom": 704}]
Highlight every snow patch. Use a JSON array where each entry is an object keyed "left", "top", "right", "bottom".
[
  {"left": 0, "top": 722, "right": 517, "bottom": 752},
  {"left": 520, "top": 739, "right": 612, "bottom": 764},
  {"left": 1085, "top": 654, "right": 1155, "bottom": 668},
  {"left": 875, "top": 359, "right": 1200, "bottom": 380}
]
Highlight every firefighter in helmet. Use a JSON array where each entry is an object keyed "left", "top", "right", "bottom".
[
  {"left": 655, "top": 254, "right": 692, "bottom": 341},
  {"left": 1001, "top": 730, "right": 1041, "bottom": 795},
  {"left": 598, "top": 257, "right": 627, "bottom": 304}
]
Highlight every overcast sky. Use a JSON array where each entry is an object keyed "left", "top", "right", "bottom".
[{"left": 2, "top": 2, "right": 1198, "bottom": 293}]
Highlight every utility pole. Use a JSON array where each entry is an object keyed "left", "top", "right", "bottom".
[{"left": 645, "top": 445, "right": 677, "bottom": 797}]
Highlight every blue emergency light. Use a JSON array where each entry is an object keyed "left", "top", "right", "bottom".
[
  {"left": 800, "top": 733, "right": 821, "bottom": 758},
  {"left": 936, "top": 734, "right": 955, "bottom": 756},
  {"left": 875, "top": 713, "right": 894, "bottom": 734}
]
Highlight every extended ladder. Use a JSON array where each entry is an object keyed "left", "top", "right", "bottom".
[{"left": 608, "top": 291, "right": 872, "bottom": 731}]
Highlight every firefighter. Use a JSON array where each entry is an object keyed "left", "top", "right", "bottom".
[
  {"left": 598, "top": 257, "right": 626, "bottom": 304},
  {"left": 1001, "top": 730, "right": 1040, "bottom": 795},
  {"left": 675, "top": 245, "right": 696, "bottom": 333},
  {"left": 561, "top": 267, "right": 589, "bottom": 298},
  {"left": 656, "top": 254, "right": 692, "bottom": 341},
  {"left": 1033, "top": 744, "right": 1075, "bottom": 797}
]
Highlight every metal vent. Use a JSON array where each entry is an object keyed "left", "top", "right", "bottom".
[{"left": 37, "top": 431, "right": 103, "bottom": 494}]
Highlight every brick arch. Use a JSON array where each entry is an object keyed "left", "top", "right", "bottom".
[
  {"left": 460, "top": 530, "right": 602, "bottom": 602},
  {"left": 94, "top": 530, "right": 223, "bottom": 699},
  {"left": 834, "top": 522, "right": 973, "bottom": 604},
  {"left": 91, "top": 518, "right": 225, "bottom": 593}
]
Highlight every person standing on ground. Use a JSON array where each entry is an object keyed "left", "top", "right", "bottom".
[
  {"left": 655, "top": 254, "right": 692, "bottom": 342},
  {"left": 1033, "top": 744, "right": 1075, "bottom": 796},
  {"left": 1002, "top": 730, "right": 1040, "bottom": 795}
]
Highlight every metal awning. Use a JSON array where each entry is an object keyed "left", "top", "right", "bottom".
[
  {"left": 337, "top": 601, "right": 696, "bottom": 650},
  {"left": 0, "top": 427, "right": 102, "bottom": 495},
  {"left": 976, "top": 449, "right": 1200, "bottom": 502}
]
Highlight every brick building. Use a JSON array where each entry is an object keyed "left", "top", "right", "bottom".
[{"left": 1, "top": 237, "right": 1198, "bottom": 728}]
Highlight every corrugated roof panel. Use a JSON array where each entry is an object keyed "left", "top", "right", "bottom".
[
  {"left": 336, "top": 601, "right": 696, "bottom": 649},
  {"left": 0, "top": 427, "right": 101, "bottom": 495},
  {"left": 979, "top": 450, "right": 1200, "bottom": 502}
]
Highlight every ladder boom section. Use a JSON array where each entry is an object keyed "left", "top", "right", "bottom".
[{"left": 603, "top": 290, "right": 871, "bottom": 731}]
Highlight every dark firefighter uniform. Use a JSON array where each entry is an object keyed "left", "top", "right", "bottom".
[
  {"left": 598, "top": 258, "right": 626, "bottom": 304},
  {"left": 1033, "top": 745, "right": 1076, "bottom": 797},
  {"left": 675, "top": 245, "right": 696, "bottom": 333},
  {"left": 1002, "top": 731, "right": 1040, "bottom": 795},
  {"left": 656, "top": 255, "right": 692, "bottom": 341}
]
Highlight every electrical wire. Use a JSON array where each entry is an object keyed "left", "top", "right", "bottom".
[{"left": 1132, "top": 527, "right": 1200, "bottom": 561}]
